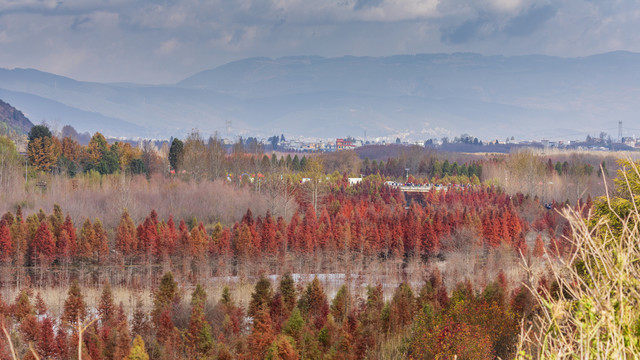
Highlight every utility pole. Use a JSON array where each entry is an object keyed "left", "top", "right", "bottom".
[{"left": 618, "top": 121, "right": 623, "bottom": 143}]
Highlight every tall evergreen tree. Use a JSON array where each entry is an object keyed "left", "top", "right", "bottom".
[
  {"left": 249, "top": 274, "right": 273, "bottom": 318},
  {"left": 31, "top": 221, "right": 56, "bottom": 265},
  {"left": 126, "top": 335, "right": 149, "bottom": 360},
  {"left": 0, "top": 219, "right": 13, "bottom": 262},
  {"left": 168, "top": 138, "right": 184, "bottom": 171},
  {"left": 98, "top": 281, "right": 115, "bottom": 325},
  {"left": 186, "top": 284, "right": 214, "bottom": 357},
  {"left": 279, "top": 272, "right": 297, "bottom": 312},
  {"left": 62, "top": 280, "right": 87, "bottom": 326},
  {"left": 116, "top": 209, "right": 137, "bottom": 258},
  {"left": 152, "top": 272, "right": 178, "bottom": 326}
]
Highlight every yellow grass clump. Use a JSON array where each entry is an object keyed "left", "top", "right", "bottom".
[{"left": 517, "top": 160, "right": 640, "bottom": 359}]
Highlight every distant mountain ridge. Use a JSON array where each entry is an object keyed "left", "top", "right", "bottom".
[
  {"left": 0, "top": 51, "right": 638, "bottom": 140},
  {"left": 0, "top": 98, "right": 33, "bottom": 135}
]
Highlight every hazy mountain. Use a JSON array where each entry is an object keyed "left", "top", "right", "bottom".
[
  {"left": 0, "top": 52, "right": 639, "bottom": 141},
  {"left": 0, "top": 98, "right": 33, "bottom": 135},
  {"left": 0, "top": 88, "right": 145, "bottom": 136}
]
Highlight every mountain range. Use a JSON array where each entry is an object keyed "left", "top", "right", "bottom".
[{"left": 0, "top": 51, "right": 639, "bottom": 141}]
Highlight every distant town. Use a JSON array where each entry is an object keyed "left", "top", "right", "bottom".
[
  {"left": 210, "top": 131, "right": 638, "bottom": 154},
  {"left": 6, "top": 123, "right": 638, "bottom": 156},
  {"left": 271, "top": 134, "right": 637, "bottom": 153}
]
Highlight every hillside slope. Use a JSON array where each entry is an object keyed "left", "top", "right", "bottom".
[{"left": 0, "top": 98, "right": 33, "bottom": 134}]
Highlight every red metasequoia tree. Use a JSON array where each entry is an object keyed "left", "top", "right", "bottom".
[
  {"left": 31, "top": 221, "right": 56, "bottom": 265},
  {"left": 0, "top": 220, "right": 13, "bottom": 263},
  {"left": 116, "top": 210, "right": 137, "bottom": 258}
]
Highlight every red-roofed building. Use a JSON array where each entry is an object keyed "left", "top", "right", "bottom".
[{"left": 336, "top": 138, "right": 355, "bottom": 151}]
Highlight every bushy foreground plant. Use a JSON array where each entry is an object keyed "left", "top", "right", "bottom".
[{"left": 518, "top": 159, "right": 640, "bottom": 359}]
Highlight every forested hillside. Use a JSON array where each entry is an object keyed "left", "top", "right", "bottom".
[{"left": 0, "top": 99, "right": 32, "bottom": 135}]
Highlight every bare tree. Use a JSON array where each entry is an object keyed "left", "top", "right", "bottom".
[
  {"left": 505, "top": 150, "right": 547, "bottom": 199},
  {"left": 206, "top": 133, "right": 226, "bottom": 181},
  {"left": 0, "top": 136, "right": 23, "bottom": 200},
  {"left": 182, "top": 129, "right": 207, "bottom": 181},
  {"left": 263, "top": 170, "right": 298, "bottom": 220},
  {"left": 303, "top": 156, "right": 326, "bottom": 214}
]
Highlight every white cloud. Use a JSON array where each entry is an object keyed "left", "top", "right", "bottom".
[
  {"left": 156, "top": 38, "right": 179, "bottom": 55},
  {"left": 46, "top": 48, "right": 89, "bottom": 75},
  {"left": 0, "top": 0, "right": 58, "bottom": 11},
  {"left": 75, "top": 11, "right": 120, "bottom": 30},
  {"left": 132, "top": 3, "right": 191, "bottom": 29},
  {"left": 0, "top": 0, "right": 638, "bottom": 83},
  {"left": 353, "top": 0, "right": 440, "bottom": 22},
  {"left": 488, "top": 0, "right": 525, "bottom": 13}
]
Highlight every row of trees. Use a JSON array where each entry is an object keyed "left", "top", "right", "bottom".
[
  {"left": 26, "top": 125, "right": 148, "bottom": 176},
  {"left": 0, "top": 269, "right": 538, "bottom": 359},
  {"left": 18, "top": 125, "right": 490, "bottom": 190},
  {"left": 0, "top": 179, "right": 559, "bottom": 268},
  {"left": 16, "top": 125, "right": 618, "bottom": 196},
  {"left": 361, "top": 157, "right": 482, "bottom": 181},
  {"left": 546, "top": 158, "right": 598, "bottom": 177},
  {"left": 168, "top": 130, "right": 335, "bottom": 183},
  {"left": 167, "top": 130, "right": 487, "bottom": 186}
]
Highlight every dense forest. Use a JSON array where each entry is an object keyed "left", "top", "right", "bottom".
[
  {"left": 0, "top": 180, "right": 575, "bottom": 270},
  {"left": 0, "top": 269, "right": 530, "bottom": 359},
  {"left": 0, "top": 124, "right": 639, "bottom": 358}
]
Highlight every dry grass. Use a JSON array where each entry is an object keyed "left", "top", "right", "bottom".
[
  {"left": 371, "top": 329, "right": 411, "bottom": 359},
  {"left": 517, "top": 174, "right": 640, "bottom": 358},
  {"left": 0, "top": 280, "right": 258, "bottom": 320},
  {"left": 482, "top": 149, "right": 613, "bottom": 204},
  {"left": 435, "top": 242, "right": 545, "bottom": 296},
  {"left": 527, "top": 148, "right": 640, "bottom": 160},
  {"left": 0, "top": 173, "right": 280, "bottom": 230},
  {"left": 0, "top": 245, "right": 542, "bottom": 322},
  {"left": 0, "top": 250, "right": 527, "bottom": 322}
]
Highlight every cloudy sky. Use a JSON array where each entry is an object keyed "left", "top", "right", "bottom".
[{"left": 0, "top": 0, "right": 638, "bottom": 84}]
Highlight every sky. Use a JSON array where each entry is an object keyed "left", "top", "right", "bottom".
[{"left": 0, "top": 0, "right": 639, "bottom": 84}]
